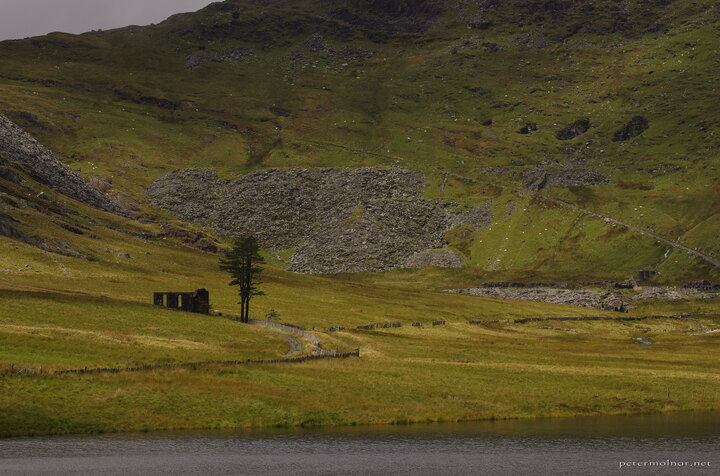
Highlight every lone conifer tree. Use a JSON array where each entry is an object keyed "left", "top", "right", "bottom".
[{"left": 219, "top": 236, "right": 265, "bottom": 323}]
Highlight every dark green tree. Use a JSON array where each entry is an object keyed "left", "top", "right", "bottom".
[{"left": 219, "top": 236, "right": 265, "bottom": 323}]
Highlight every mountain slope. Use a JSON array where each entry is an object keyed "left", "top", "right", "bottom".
[{"left": 0, "top": 0, "right": 718, "bottom": 281}]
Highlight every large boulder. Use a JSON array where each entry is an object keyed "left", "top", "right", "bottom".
[
  {"left": 556, "top": 118, "right": 591, "bottom": 140},
  {"left": 613, "top": 116, "right": 650, "bottom": 141}
]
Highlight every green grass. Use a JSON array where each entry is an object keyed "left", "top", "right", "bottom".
[
  {"left": 1, "top": 226, "right": 719, "bottom": 437},
  {"left": 0, "top": 290, "right": 285, "bottom": 369},
  {"left": 2, "top": 303, "right": 719, "bottom": 436},
  {"left": 0, "top": 0, "right": 719, "bottom": 437}
]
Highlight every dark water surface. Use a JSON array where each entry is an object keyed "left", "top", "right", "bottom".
[{"left": 1, "top": 412, "right": 718, "bottom": 475}]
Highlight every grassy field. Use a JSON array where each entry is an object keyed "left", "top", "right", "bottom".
[
  {"left": 1, "top": 231, "right": 719, "bottom": 437},
  {"left": 1, "top": 0, "right": 719, "bottom": 437}
]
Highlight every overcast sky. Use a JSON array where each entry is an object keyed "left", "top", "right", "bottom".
[{"left": 0, "top": 0, "right": 214, "bottom": 41}]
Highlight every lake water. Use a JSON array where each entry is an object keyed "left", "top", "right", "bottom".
[{"left": 1, "top": 412, "right": 718, "bottom": 475}]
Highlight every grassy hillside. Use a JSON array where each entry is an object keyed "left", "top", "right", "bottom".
[
  {"left": 0, "top": 167, "right": 718, "bottom": 436},
  {"left": 0, "top": 0, "right": 718, "bottom": 279}
]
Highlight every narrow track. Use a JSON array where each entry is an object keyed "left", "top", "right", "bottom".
[
  {"left": 470, "top": 176, "right": 720, "bottom": 269},
  {"left": 290, "top": 139, "right": 718, "bottom": 268}
]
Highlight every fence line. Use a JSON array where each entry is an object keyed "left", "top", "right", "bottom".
[
  {"left": 44, "top": 350, "right": 361, "bottom": 377},
  {"left": 356, "top": 320, "right": 446, "bottom": 330},
  {"left": 357, "top": 322, "right": 403, "bottom": 330}
]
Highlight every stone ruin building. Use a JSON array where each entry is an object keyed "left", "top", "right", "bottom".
[
  {"left": 637, "top": 270, "right": 657, "bottom": 282},
  {"left": 153, "top": 288, "right": 210, "bottom": 314}
]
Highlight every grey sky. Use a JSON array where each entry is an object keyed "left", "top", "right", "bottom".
[{"left": 0, "top": 0, "right": 214, "bottom": 41}]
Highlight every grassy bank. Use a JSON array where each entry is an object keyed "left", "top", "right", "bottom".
[{"left": 2, "top": 308, "right": 719, "bottom": 437}]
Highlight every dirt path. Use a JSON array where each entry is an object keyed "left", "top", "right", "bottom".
[
  {"left": 475, "top": 177, "right": 720, "bottom": 269},
  {"left": 277, "top": 333, "right": 302, "bottom": 356},
  {"left": 248, "top": 320, "right": 321, "bottom": 356}
]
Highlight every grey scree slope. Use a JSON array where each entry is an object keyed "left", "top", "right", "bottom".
[
  {"left": 148, "top": 167, "right": 491, "bottom": 274},
  {"left": 0, "top": 114, "right": 121, "bottom": 214}
]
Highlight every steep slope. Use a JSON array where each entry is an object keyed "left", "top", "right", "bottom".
[
  {"left": 0, "top": 114, "right": 121, "bottom": 214},
  {"left": 0, "top": 115, "right": 222, "bottom": 261},
  {"left": 0, "top": 0, "right": 717, "bottom": 281}
]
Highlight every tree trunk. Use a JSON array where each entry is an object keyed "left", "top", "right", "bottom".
[
  {"left": 239, "top": 295, "right": 247, "bottom": 323},
  {"left": 246, "top": 256, "right": 252, "bottom": 322}
]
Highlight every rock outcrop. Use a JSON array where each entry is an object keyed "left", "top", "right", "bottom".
[
  {"left": 556, "top": 118, "right": 591, "bottom": 140},
  {"left": 518, "top": 122, "right": 538, "bottom": 134},
  {"left": 148, "top": 167, "right": 473, "bottom": 274},
  {"left": 448, "top": 283, "right": 720, "bottom": 310},
  {"left": 212, "top": 168, "right": 428, "bottom": 249},
  {"left": 613, "top": 116, "right": 650, "bottom": 141},
  {"left": 522, "top": 167, "right": 609, "bottom": 191},
  {"left": 447, "top": 287, "right": 629, "bottom": 312},
  {"left": 329, "top": 1, "right": 443, "bottom": 34},
  {"left": 282, "top": 34, "right": 373, "bottom": 77},
  {"left": 290, "top": 198, "right": 450, "bottom": 274},
  {"left": 146, "top": 168, "right": 226, "bottom": 224},
  {"left": 404, "top": 250, "right": 465, "bottom": 269},
  {"left": 185, "top": 47, "right": 256, "bottom": 70},
  {"left": 0, "top": 114, "right": 121, "bottom": 214},
  {"left": 632, "top": 286, "right": 720, "bottom": 301},
  {"left": 450, "top": 202, "right": 492, "bottom": 229},
  {"left": 684, "top": 280, "right": 720, "bottom": 292}
]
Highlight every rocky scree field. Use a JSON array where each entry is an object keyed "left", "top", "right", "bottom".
[{"left": 147, "top": 166, "right": 488, "bottom": 273}]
